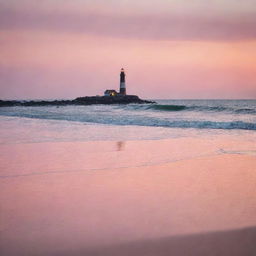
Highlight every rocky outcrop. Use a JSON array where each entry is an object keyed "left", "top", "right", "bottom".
[
  {"left": 0, "top": 99, "right": 73, "bottom": 107},
  {"left": 74, "top": 95, "right": 153, "bottom": 105},
  {"left": 0, "top": 95, "right": 154, "bottom": 107}
]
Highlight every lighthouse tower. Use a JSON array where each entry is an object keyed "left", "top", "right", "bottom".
[{"left": 119, "top": 68, "right": 126, "bottom": 95}]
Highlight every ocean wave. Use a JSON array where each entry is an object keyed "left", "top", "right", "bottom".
[
  {"left": 234, "top": 108, "right": 256, "bottom": 114},
  {"left": 190, "top": 106, "right": 256, "bottom": 114},
  {"left": 126, "top": 104, "right": 256, "bottom": 114},
  {"left": 148, "top": 104, "right": 187, "bottom": 111},
  {"left": 148, "top": 105, "right": 231, "bottom": 112},
  {"left": 0, "top": 111, "right": 255, "bottom": 130},
  {"left": 130, "top": 119, "right": 256, "bottom": 130},
  {"left": 1, "top": 100, "right": 255, "bottom": 131}
]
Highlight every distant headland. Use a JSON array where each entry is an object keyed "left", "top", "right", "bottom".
[{"left": 0, "top": 69, "right": 154, "bottom": 107}]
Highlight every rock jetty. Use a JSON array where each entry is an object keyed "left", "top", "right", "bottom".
[{"left": 0, "top": 95, "right": 154, "bottom": 107}]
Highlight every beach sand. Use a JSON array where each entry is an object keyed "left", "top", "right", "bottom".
[{"left": 1, "top": 134, "right": 256, "bottom": 255}]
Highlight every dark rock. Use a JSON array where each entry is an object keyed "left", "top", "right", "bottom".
[
  {"left": 0, "top": 95, "right": 154, "bottom": 107},
  {"left": 74, "top": 95, "right": 154, "bottom": 105}
]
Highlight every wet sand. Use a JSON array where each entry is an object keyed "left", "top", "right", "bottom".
[
  {"left": 74, "top": 226, "right": 256, "bottom": 256},
  {"left": 1, "top": 136, "right": 256, "bottom": 255}
]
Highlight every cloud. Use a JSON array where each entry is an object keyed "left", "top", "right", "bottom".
[{"left": 0, "top": 7, "right": 256, "bottom": 41}]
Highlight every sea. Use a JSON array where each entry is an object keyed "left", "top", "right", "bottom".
[{"left": 0, "top": 99, "right": 255, "bottom": 144}]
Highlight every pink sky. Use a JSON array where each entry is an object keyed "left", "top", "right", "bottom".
[{"left": 0, "top": 0, "right": 256, "bottom": 99}]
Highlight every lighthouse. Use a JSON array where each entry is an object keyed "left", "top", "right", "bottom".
[{"left": 119, "top": 68, "right": 126, "bottom": 95}]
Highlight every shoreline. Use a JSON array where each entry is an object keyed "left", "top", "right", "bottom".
[{"left": 0, "top": 118, "right": 256, "bottom": 255}]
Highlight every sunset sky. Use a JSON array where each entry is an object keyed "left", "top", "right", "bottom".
[{"left": 1, "top": 0, "right": 256, "bottom": 99}]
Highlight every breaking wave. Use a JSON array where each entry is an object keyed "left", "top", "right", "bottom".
[
  {"left": 0, "top": 100, "right": 255, "bottom": 131},
  {"left": 0, "top": 110, "right": 255, "bottom": 131},
  {"left": 149, "top": 104, "right": 187, "bottom": 111},
  {"left": 133, "top": 104, "right": 256, "bottom": 114}
]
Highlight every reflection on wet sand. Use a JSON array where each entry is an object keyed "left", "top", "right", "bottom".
[
  {"left": 116, "top": 141, "right": 125, "bottom": 151},
  {"left": 1, "top": 137, "right": 256, "bottom": 256}
]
